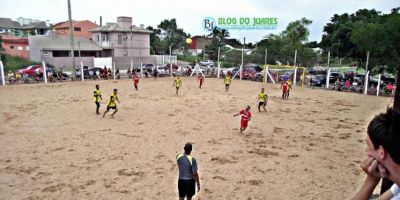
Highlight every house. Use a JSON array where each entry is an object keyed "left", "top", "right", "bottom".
[
  {"left": 1, "top": 35, "right": 29, "bottom": 59},
  {"left": 0, "top": 18, "right": 24, "bottom": 37},
  {"left": 28, "top": 35, "right": 102, "bottom": 67},
  {"left": 53, "top": 20, "right": 99, "bottom": 39},
  {"left": 89, "top": 16, "right": 152, "bottom": 61},
  {"left": 188, "top": 35, "right": 212, "bottom": 50},
  {"left": 0, "top": 17, "right": 51, "bottom": 37}
]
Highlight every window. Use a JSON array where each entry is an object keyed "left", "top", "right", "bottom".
[
  {"left": 118, "top": 34, "right": 122, "bottom": 44},
  {"left": 102, "top": 35, "right": 107, "bottom": 41},
  {"left": 74, "top": 27, "right": 81, "bottom": 31},
  {"left": 97, "top": 34, "right": 100, "bottom": 42},
  {"left": 17, "top": 46, "right": 23, "bottom": 50},
  {"left": 10, "top": 46, "right": 14, "bottom": 49}
]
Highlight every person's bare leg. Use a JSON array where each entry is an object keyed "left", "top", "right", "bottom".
[
  {"left": 103, "top": 110, "right": 109, "bottom": 118},
  {"left": 111, "top": 108, "right": 118, "bottom": 118},
  {"left": 179, "top": 197, "right": 184, "bottom": 200}
]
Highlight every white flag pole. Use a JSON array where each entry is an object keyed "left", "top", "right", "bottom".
[
  {"left": 42, "top": 60, "right": 48, "bottom": 84},
  {"left": 0, "top": 61, "right": 5, "bottom": 85},
  {"left": 80, "top": 61, "right": 84, "bottom": 82}
]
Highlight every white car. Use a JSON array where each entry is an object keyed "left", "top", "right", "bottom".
[{"left": 199, "top": 60, "right": 214, "bottom": 66}]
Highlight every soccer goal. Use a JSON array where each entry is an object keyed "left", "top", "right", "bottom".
[{"left": 264, "top": 65, "right": 306, "bottom": 87}]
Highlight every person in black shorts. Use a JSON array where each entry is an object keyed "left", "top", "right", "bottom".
[
  {"left": 102, "top": 89, "right": 120, "bottom": 118},
  {"left": 176, "top": 143, "right": 200, "bottom": 200}
]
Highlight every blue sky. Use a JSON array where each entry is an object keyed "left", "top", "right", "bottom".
[{"left": 0, "top": 0, "right": 398, "bottom": 43}]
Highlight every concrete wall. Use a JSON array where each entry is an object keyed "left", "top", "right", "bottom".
[
  {"left": 92, "top": 32, "right": 150, "bottom": 57},
  {"left": 43, "top": 57, "right": 94, "bottom": 69}
]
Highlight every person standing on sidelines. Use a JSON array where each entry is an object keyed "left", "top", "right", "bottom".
[
  {"left": 233, "top": 105, "right": 252, "bottom": 133},
  {"left": 176, "top": 143, "right": 200, "bottom": 200},
  {"left": 257, "top": 88, "right": 268, "bottom": 112},
  {"left": 133, "top": 72, "right": 139, "bottom": 90},
  {"left": 94, "top": 84, "right": 102, "bottom": 114},
  {"left": 198, "top": 74, "right": 204, "bottom": 89},
  {"left": 103, "top": 89, "right": 120, "bottom": 118},
  {"left": 224, "top": 72, "right": 232, "bottom": 92},
  {"left": 173, "top": 76, "right": 183, "bottom": 95}
]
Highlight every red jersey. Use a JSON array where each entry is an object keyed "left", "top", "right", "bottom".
[
  {"left": 240, "top": 109, "right": 251, "bottom": 121},
  {"left": 282, "top": 82, "right": 288, "bottom": 91}
]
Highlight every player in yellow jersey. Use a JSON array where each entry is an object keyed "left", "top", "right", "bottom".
[
  {"left": 257, "top": 88, "right": 268, "bottom": 112},
  {"left": 94, "top": 84, "right": 102, "bottom": 114},
  {"left": 173, "top": 76, "right": 182, "bottom": 95},
  {"left": 103, "top": 89, "right": 120, "bottom": 118},
  {"left": 224, "top": 72, "right": 232, "bottom": 92}
]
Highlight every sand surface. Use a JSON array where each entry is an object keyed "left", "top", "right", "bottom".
[{"left": 0, "top": 77, "right": 392, "bottom": 199}]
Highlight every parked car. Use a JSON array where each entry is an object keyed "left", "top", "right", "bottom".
[
  {"left": 251, "top": 72, "right": 264, "bottom": 82},
  {"left": 35, "top": 66, "right": 69, "bottom": 80},
  {"left": 329, "top": 72, "right": 343, "bottom": 83},
  {"left": 311, "top": 75, "right": 327, "bottom": 87},
  {"left": 199, "top": 60, "right": 214, "bottom": 66},
  {"left": 142, "top": 64, "right": 155, "bottom": 72},
  {"left": 242, "top": 66, "right": 263, "bottom": 79},
  {"left": 16, "top": 65, "right": 42, "bottom": 76},
  {"left": 75, "top": 66, "right": 102, "bottom": 79}
]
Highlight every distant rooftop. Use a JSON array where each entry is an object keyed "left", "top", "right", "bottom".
[{"left": 29, "top": 35, "right": 102, "bottom": 51}]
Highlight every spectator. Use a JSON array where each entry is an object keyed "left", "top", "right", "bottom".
[
  {"left": 386, "top": 83, "right": 394, "bottom": 95},
  {"left": 116, "top": 68, "right": 120, "bottom": 79},
  {"left": 22, "top": 73, "right": 29, "bottom": 84},
  {"left": 7, "top": 71, "right": 15, "bottom": 84},
  {"left": 15, "top": 73, "right": 21, "bottom": 83},
  {"left": 353, "top": 108, "right": 400, "bottom": 200},
  {"left": 127, "top": 68, "right": 132, "bottom": 79}
]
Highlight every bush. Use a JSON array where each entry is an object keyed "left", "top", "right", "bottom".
[{"left": 3, "top": 54, "right": 37, "bottom": 72}]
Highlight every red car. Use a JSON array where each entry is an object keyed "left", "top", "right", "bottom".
[
  {"left": 242, "top": 68, "right": 257, "bottom": 79},
  {"left": 16, "top": 65, "right": 42, "bottom": 76}
]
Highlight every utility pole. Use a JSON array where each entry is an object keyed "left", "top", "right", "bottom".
[
  {"left": 67, "top": 0, "right": 75, "bottom": 79},
  {"left": 264, "top": 48, "right": 267, "bottom": 65}
]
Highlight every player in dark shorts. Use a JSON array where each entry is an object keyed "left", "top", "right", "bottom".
[
  {"left": 103, "top": 89, "right": 120, "bottom": 118},
  {"left": 176, "top": 143, "right": 200, "bottom": 200},
  {"left": 93, "top": 84, "right": 102, "bottom": 114},
  {"left": 257, "top": 87, "right": 268, "bottom": 112}
]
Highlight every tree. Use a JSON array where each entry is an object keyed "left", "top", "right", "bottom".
[
  {"left": 0, "top": 35, "right": 6, "bottom": 65},
  {"left": 205, "top": 27, "right": 230, "bottom": 60},
  {"left": 350, "top": 10, "right": 400, "bottom": 73},
  {"left": 146, "top": 26, "right": 162, "bottom": 54},
  {"left": 254, "top": 18, "right": 316, "bottom": 67},
  {"left": 156, "top": 19, "right": 190, "bottom": 54}
]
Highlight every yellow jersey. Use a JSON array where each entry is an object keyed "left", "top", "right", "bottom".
[
  {"left": 175, "top": 79, "right": 182, "bottom": 88},
  {"left": 258, "top": 92, "right": 267, "bottom": 102},
  {"left": 107, "top": 93, "right": 118, "bottom": 107},
  {"left": 224, "top": 76, "right": 231, "bottom": 84},
  {"left": 94, "top": 89, "right": 101, "bottom": 103}
]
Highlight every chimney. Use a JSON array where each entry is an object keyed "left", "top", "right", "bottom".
[
  {"left": 100, "top": 16, "right": 102, "bottom": 26},
  {"left": 117, "top": 16, "right": 132, "bottom": 28}
]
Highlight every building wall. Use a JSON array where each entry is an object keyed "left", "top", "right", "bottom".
[
  {"left": 92, "top": 32, "right": 150, "bottom": 57},
  {"left": 54, "top": 21, "right": 98, "bottom": 39},
  {"left": 43, "top": 56, "right": 94, "bottom": 69},
  {"left": 2, "top": 37, "right": 29, "bottom": 59}
]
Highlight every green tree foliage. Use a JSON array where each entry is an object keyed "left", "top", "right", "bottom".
[
  {"left": 254, "top": 18, "right": 316, "bottom": 67},
  {"left": 0, "top": 35, "right": 6, "bottom": 65},
  {"left": 157, "top": 19, "right": 190, "bottom": 54},
  {"left": 205, "top": 27, "right": 230, "bottom": 61},
  {"left": 320, "top": 8, "right": 399, "bottom": 73}
]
